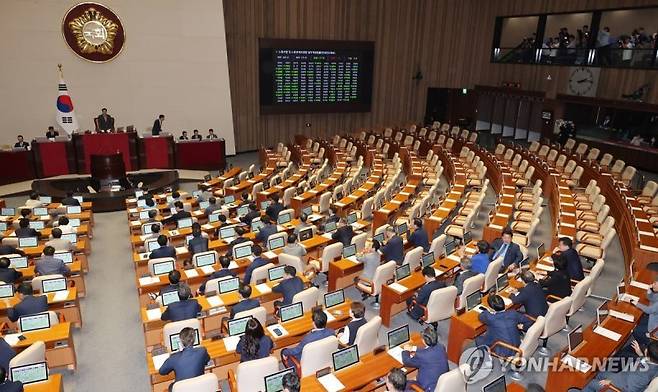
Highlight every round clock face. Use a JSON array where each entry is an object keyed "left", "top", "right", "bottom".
[{"left": 569, "top": 67, "right": 595, "bottom": 96}]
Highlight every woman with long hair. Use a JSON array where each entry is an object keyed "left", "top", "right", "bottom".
[{"left": 235, "top": 318, "right": 273, "bottom": 362}]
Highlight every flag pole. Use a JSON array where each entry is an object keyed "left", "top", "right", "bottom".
[{"left": 57, "top": 64, "right": 64, "bottom": 79}]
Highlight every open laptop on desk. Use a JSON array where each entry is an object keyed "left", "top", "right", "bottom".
[
  {"left": 482, "top": 375, "right": 506, "bottom": 392},
  {"left": 594, "top": 302, "right": 624, "bottom": 340},
  {"left": 169, "top": 329, "right": 200, "bottom": 352},
  {"left": 332, "top": 344, "right": 360, "bottom": 371},
  {"left": 264, "top": 367, "right": 296, "bottom": 392},
  {"left": 268, "top": 236, "right": 285, "bottom": 252},
  {"left": 386, "top": 324, "right": 410, "bottom": 363},
  {"left": 280, "top": 302, "right": 304, "bottom": 323},
  {"left": 9, "top": 361, "right": 48, "bottom": 385},
  {"left": 324, "top": 289, "right": 345, "bottom": 309}
]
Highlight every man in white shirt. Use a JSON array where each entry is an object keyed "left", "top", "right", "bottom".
[
  {"left": 56, "top": 216, "right": 76, "bottom": 235},
  {"left": 24, "top": 193, "right": 43, "bottom": 209},
  {"left": 45, "top": 228, "right": 74, "bottom": 252}
]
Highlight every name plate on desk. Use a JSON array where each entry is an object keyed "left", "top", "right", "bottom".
[
  {"left": 388, "top": 282, "right": 407, "bottom": 293},
  {"left": 256, "top": 283, "right": 272, "bottom": 294}
]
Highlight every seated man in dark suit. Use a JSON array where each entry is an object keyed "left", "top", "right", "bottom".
[
  {"left": 45, "top": 126, "right": 59, "bottom": 139},
  {"left": 160, "top": 270, "right": 181, "bottom": 296},
  {"left": 331, "top": 218, "right": 354, "bottom": 247},
  {"left": 380, "top": 227, "right": 404, "bottom": 265},
  {"left": 0, "top": 245, "right": 24, "bottom": 257},
  {"left": 162, "top": 201, "right": 191, "bottom": 225},
  {"left": 35, "top": 246, "right": 70, "bottom": 276},
  {"left": 204, "top": 197, "right": 222, "bottom": 216},
  {"left": 476, "top": 295, "right": 533, "bottom": 357},
  {"left": 539, "top": 253, "right": 572, "bottom": 299},
  {"left": 61, "top": 192, "right": 80, "bottom": 207},
  {"left": 490, "top": 227, "right": 523, "bottom": 270},
  {"left": 14, "top": 135, "right": 29, "bottom": 150},
  {"left": 408, "top": 218, "right": 430, "bottom": 252},
  {"left": 14, "top": 219, "right": 39, "bottom": 239},
  {"left": 510, "top": 271, "right": 549, "bottom": 318},
  {"left": 255, "top": 216, "right": 278, "bottom": 246},
  {"left": 240, "top": 203, "right": 260, "bottom": 225},
  {"left": 187, "top": 223, "right": 208, "bottom": 256},
  {"left": 8, "top": 283, "right": 48, "bottom": 322},
  {"left": 243, "top": 245, "right": 268, "bottom": 284},
  {"left": 265, "top": 194, "right": 284, "bottom": 221},
  {"left": 159, "top": 327, "right": 210, "bottom": 391},
  {"left": 281, "top": 308, "right": 335, "bottom": 367},
  {"left": 161, "top": 284, "right": 201, "bottom": 322},
  {"left": 230, "top": 284, "right": 260, "bottom": 319},
  {"left": 198, "top": 256, "right": 236, "bottom": 295},
  {"left": 0, "top": 257, "right": 22, "bottom": 284},
  {"left": 407, "top": 267, "right": 446, "bottom": 320},
  {"left": 557, "top": 236, "right": 584, "bottom": 281},
  {"left": 273, "top": 266, "right": 304, "bottom": 309},
  {"left": 0, "top": 338, "right": 17, "bottom": 375},
  {"left": 149, "top": 235, "right": 177, "bottom": 260},
  {"left": 0, "top": 367, "right": 22, "bottom": 392},
  {"left": 401, "top": 327, "right": 449, "bottom": 391}
]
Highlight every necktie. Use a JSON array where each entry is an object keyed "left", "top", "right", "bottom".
[{"left": 494, "top": 243, "right": 509, "bottom": 260}]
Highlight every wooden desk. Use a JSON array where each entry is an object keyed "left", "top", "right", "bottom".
[
  {"left": 197, "top": 167, "right": 241, "bottom": 190},
  {"left": 24, "top": 374, "right": 63, "bottom": 392},
  {"left": 7, "top": 322, "right": 77, "bottom": 371},
  {"left": 0, "top": 288, "right": 82, "bottom": 328}
]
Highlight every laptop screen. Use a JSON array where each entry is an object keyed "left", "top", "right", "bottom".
[
  {"left": 33, "top": 207, "right": 48, "bottom": 216},
  {"left": 66, "top": 206, "right": 82, "bottom": 214},
  {"left": 194, "top": 252, "right": 216, "bottom": 268},
  {"left": 61, "top": 233, "right": 77, "bottom": 243},
  {"left": 219, "top": 277, "right": 240, "bottom": 294},
  {"left": 395, "top": 264, "right": 411, "bottom": 281},
  {"left": 568, "top": 325, "right": 584, "bottom": 353},
  {"left": 387, "top": 324, "right": 410, "bottom": 349},
  {"left": 69, "top": 218, "right": 81, "bottom": 227},
  {"left": 268, "top": 266, "right": 286, "bottom": 281},
  {"left": 597, "top": 301, "right": 609, "bottom": 326},
  {"left": 342, "top": 244, "right": 356, "bottom": 259},
  {"left": 422, "top": 252, "right": 435, "bottom": 268},
  {"left": 54, "top": 251, "right": 73, "bottom": 264},
  {"left": 332, "top": 345, "right": 359, "bottom": 371},
  {"left": 373, "top": 233, "right": 384, "bottom": 243},
  {"left": 466, "top": 291, "right": 482, "bottom": 311},
  {"left": 278, "top": 213, "right": 292, "bottom": 225},
  {"left": 143, "top": 223, "right": 158, "bottom": 234},
  {"left": 302, "top": 206, "right": 313, "bottom": 216},
  {"left": 444, "top": 240, "right": 457, "bottom": 256},
  {"left": 224, "top": 195, "right": 235, "bottom": 204},
  {"left": 135, "top": 190, "right": 144, "bottom": 198},
  {"left": 228, "top": 316, "right": 252, "bottom": 336},
  {"left": 169, "top": 329, "right": 200, "bottom": 352},
  {"left": 73, "top": 196, "right": 83, "bottom": 203},
  {"left": 0, "top": 284, "right": 14, "bottom": 299},
  {"left": 264, "top": 367, "right": 296, "bottom": 392},
  {"left": 139, "top": 210, "right": 152, "bottom": 220},
  {"left": 8, "top": 256, "right": 28, "bottom": 269},
  {"left": 268, "top": 236, "right": 285, "bottom": 250},
  {"left": 233, "top": 244, "right": 252, "bottom": 260},
  {"left": 1, "top": 208, "right": 16, "bottom": 216},
  {"left": 18, "top": 237, "right": 38, "bottom": 248},
  {"left": 324, "top": 289, "right": 345, "bottom": 308},
  {"left": 153, "top": 260, "right": 175, "bottom": 276},
  {"left": 280, "top": 302, "right": 304, "bottom": 323},
  {"left": 19, "top": 313, "right": 51, "bottom": 332},
  {"left": 137, "top": 199, "right": 147, "bottom": 208},
  {"left": 198, "top": 201, "right": 210, "bottom": 210},
  {"left": 251, "top": 220, "right": 265, "bottom": 233},
  {"left": 0, "top": 222, "right": 6, "bottom": 231},
  {"left": 347, "top": 212, "right": 357, "bottom": 225},
  {"left": 536, "top": 243, "right": 545, "bottom": 258},
  {"left": 161, "top": 290, "right": 180, "bottom": 306},
  {"left": 483, "top": 375, "right": 507, "bottom": 392},
  {"left": 39, "top": 196, "right": 52, "bottom": 204},
  {"left": 177, "top": 218, "right": 193, "bottom": 229},
  {"left": 29, "top": 221, "right": 44, "bottom": 230},
  {"left": 10, "top": 362, "right": 48, "bottom": 385},
  {"left": 324, "top": 221, "right": 337, "bottom": 233},
  {"left": 220, "top": 226, "right": 236, "bottom": 239},
  {"left": 496, "top": 274, "right": 508, "bottom": 292},
  {"left": 208, "top": 213, "right": 221, "bottom": 223},
  {"left": 146, "top": 239, "right": 161, "bottom": 252},
  {"left": 463, "top": 231, "right": 472, "bottom": 245},
  {"left": 237, "top": 205, "right": 249, "bottom": 218},
  {"left": 42, "top": 277, "right": 67, "bottom": 293},
  {"left": 396, "top": 223, "right": 408, "bottom": 236},
  {"left": 299, "top": 228, "right": 313, "bottom": 241}
]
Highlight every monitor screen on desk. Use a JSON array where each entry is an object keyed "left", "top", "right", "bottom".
[
  {"left": 42, "top": 277, "right": 67, "bottom": 293},
  {"left": 0, "top": 284, "right": 14, "bottom": 299},
  {"left": 198, "top": 201, "right": 210, "bottom": 210},
  {"left": 32, "top": 207, "right": 48, "bottom": 217},
  {"left": 268, "top": 266, "right": 286, "bottom": 281},
  {"left": 483, "top": 375, "right": 507, "bottom": 392},
  {"left": 139, "top": 210, "right": 153, "bottom": 220},
  {"left": 0, "top": 222, "right": 6, "bottom": 231},
  {"left": 373, "top": 233, "right": 384, "bottom": 243},
  {"left": 19, "top": 313, "right": 51, "bottom": 332},
  {"left": 224, "top": 195, "right": 235, "bottom": 204},
  {"left": 194, "top": 252, "right": 216, "bottom": 268},
  {"left": 28, "top": 221, "right": 44, "bottom": 230},
  {"left": 568, "top": 325, "right": 583, "bottom": 353},
  {"left": 73, "top": 196, "right": 83, "bottom": 203},
  {"left": 463, "top": 231, "right": 472, "bottom": 245},
  {"left": 233, "top": 244, "right": 252, "bottom": 260},
  {"left": 422, "top": 252, "right": 435, "bottom": 268},
  {"left": 347, "top": 212, "right": 357, "bottom": 225},
  {"left": 137, "top": 199, "right": 147, "bottom": 208},
  {"left": 66, "top": 206, "right": 82, "bottom": 214},
  {"left": 324, "top": 221, "right": 337, "bottom": 233},
  {"left": 8, "top": 256, "right": 28, "bottom": 269},
  {"left": 496, "top": 274, "right": 508, "bottom": 292},
  {"left": 169, "top": 329, "right": 200, "bottom": 352},
  {"left": 268, "top": 236, "right": 285, "bottom": 251},
  {"left": 387, "top": 324, "right": 410, "bottom": 349},
  {"left": 237, "top": 205, "right": 249, "bottom": 218},
  {"left": 536, "top": 243, "right": 545, "bottom": 259},
  {"left": 280, "top": 302, "right": 304, "bottom": 323},
  {"left": 208, "top": 213, "right": 221, "bottom": 223},
  {"left": 251, "top": 220, "right": 264, "bottom": 233},
  {"left": 61, "top": 233, "right": 77, "bottom": 244},
  {"left": 177, "top": 218, "right": 193, "bottom": 229},
  {"left": 342, "top": 244, "right": 356, "bottom": 259},
  {"left": 39, "top": 196, "right": 52, "bottom": 204},
  {"left": 54, "top": 251, "right": 73, "bottom": 264},
  {"left": 264, "top": 367, "right": 296, "bottom": 392},
  {"left": 228, "top": 316, "right": 252, "bottom": 337},
  {"left": 1, "top": 208, "right": 15, "bottom": 216},
  {"left": 18, "top": 237, "right": 38, "bottom": 248},
  {"left": 466, "top": 291, "right": 482, "bottom": 311},
  {"left": 278, "top": 212, "right": 292, "bottom": 225},
  {"left": 9, "top": 362, "right": 48, "bottom": 385},
  {"left": 444, "top": 240, "right": 457, "bottom": 256},
  {"left": 396, "top": 223, "right": 408, "bottom": 236},
  {"left": 332, "top": 345, "right": 360, "bottom": 371},
  {"left": 324, "top": 289, "right": 345, "bottom": 308},
  {"left": 161, "top": 290, "right": 180, "bottom": 306},
  {"left": 153, "top": 260, "right": 175, "bottom": 276},
  {"left": 219, "top": 277, "right": 240, "bottom": 294},
  {"left": 146, "top": 239, "right": 160, "bottom": 252},
  {"left": 220, "top": 226, "right": 236, "bottom": 240},
  {"left": 135, "top": 190, "right": 144, "bottom": 198},
  {"left": 395, "top": 264, "right": 410, "bottom": 281},
  {"left": 69, "top": 218, "right": 81, "bottom": 227},
  {"left": 302, "top": 206, "right": 313, "bottom": 216},
  {"left": 299, "top": 228, "right": 313, "bottom": 241}
]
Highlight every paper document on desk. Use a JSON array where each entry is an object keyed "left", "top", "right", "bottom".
[
  {"left": 264, "top": 251, "right": 277, "bottom": 259},
  {"left": 202, "top": 224, "right": 214, "bottom": 230},
  {"left": 346, "top": 256, "right": 359, "bottom": 264},
  {"left": 53, "top": 290, "right": 69, "bottom": 302},
  {"left": 630, "top": 280, "right": 650, "bottom": 290},
  {"left": 619, "top": 293, "right": 640, "bottom": 304},
  {"left": 256, "top": 283, "right": 272, "bottom": 295},
  {"left": 139, "top": 276, "right": 159, "bottom": 286},
  {"left": 175, "top": 247, "right": 186, "bottom": 255},
  {"left": 184, "top": 269, "right": 199, "bottom": 278},
  {"left": 324, "top": 310, "right": 336, "bottom": 323},
  {"left": 152, "top": 353, "right": 170, "bottom": 371},
  {"left": 561, "top": 354, "right": 591, "bottom": 373},
  {"left": 206, "top": 296, "right": 223, "bottom": 308},
  {"left": 3, "top": 334, "right": 21, "bottom": 347},
  {"left": 447, "top": 254, "right": 461, "bottom": 262},
  {"left": 594, "top": 326, "right": 621, "bottom": 341},
  {"left": 609, "top": 310, "right": 634, "bottom": 322},
  {"left": 146, "top": 308, "right": 162, "bottom": 321},
  {"left": 223, "top": 336, "right": 241, "bottom": 352},
  {"left": 228, "top": 261, "right": 239, "bottom": 269},
  {"left": 318, "top": 374, "right": 345, "bottom": 392},
  {"left": 321, "top": 233, "right": 333, "bottom": 239},
  {"left": 388, "top": 282, "right": 407, "bottom": 293},
  {"left": 200, "top": 265, "right": 215, "bottom": 275},
  {"left": 536, "top": 263, "right": 555, "bottom": 272},
  {"left": 387, "top": 345, "right": 405, "bottom": 363}
]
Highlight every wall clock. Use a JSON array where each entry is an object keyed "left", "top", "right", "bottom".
[{"left": 567, "top": 67, "right": 600, "bottom": 97}]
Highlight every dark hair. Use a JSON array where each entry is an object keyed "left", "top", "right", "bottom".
[
  {"left": 17, "top": 134, "right": 23, "bottom": 138},
  {"left": 30, "top": 193, "right": 38, "bottom": 200},
  {"left": 387, "top": 368, "right": 407, "bottom": 391},
  {"left": 17, "top": 282, "right": 33, "bottom": 296},
  {"left": 51, "top": 228, "right": 62, "bottom": 238},
  {"left": 312, "top": 307, "right": 328, "bottom": 328},
  {"left": 552, "top": 253, "right": 567, "bottom": 271},
  {"left": 287, "top": 234, "right": 297, "bottom": 244},
  {"left": 284, "top": 265, "right": 296, "bottom": 277},
  {"left": 0, "top": 258, "right": 9, "bottom": 269},
  {"left": 282, "top": 372, "right": 300, "bottom": 392},
  {"left": 159, "top": 114, "right": 165, "bottom": 119},
  {"left": 261, "top": 216, "right": 271, "bottom": 224},
  {"left": 209, "top": 197, "right": 216, "bottom": 205},
  {"left": 218, "top": 214, "right": 227, "bottom": 223},
  {"left": 102, "top": 107, "right": 107, "bottom": 111},
  {"left": 477, "top": 240, "right": 489, "bottom": 254},
  {"left": 351, "top": 301, "right": 365, "bottom": 318},
  {"left": 413, "top": 218, "right": 423, "bottom": 228},
  {"left": 43, "top": 246, "right": 55, "bottom": 256},
  {"left": 179, "top": 327, "right": 196, "bottom": 348},
  {"left": 148, "top": 210, "right": 157, "bottom": 219},
  {"left": 249, "top": 203, "right": 258, "bottom": 211},
  {"left": 19, "top": 218, "right": 29, "bottom": 228},
  {"left": 422, "top": 266, "right": 436, "bottom": 278},
  {"left": 192, "top": 222, "right": 202, "bottom": 237},
  {"left": 151, "top": 224, "right": 161, "bottom": 233},
  {"left": 648, "top": 341, "right": 658, "bottom": 362},
  {"left": 172, "top": 191, "right": 180, "bottom": 199},
  {"left": 146, "top": 198, "right": 155, "bottom": 207},
  {"left": 520, "top": 270, "right": 535, "bottom": 284},
  {"left": 241, "top": 192, "right": 249, "bottom": 201},
  {"left": 299, "top": 213, "right": 308, "bottom": 222},
  {"left": 239, "top": 284, "right": 252, "bottom": 299},
  {"left": 220, "top": 255, "right": 230, "bottom": 269},
  {"left": 157, "top": 235, "right": 168, "bottom": 246},
  {"left": 270, "top": 194, "right": 279, "bottom": 203},
  {"left": 421, "top": 326, "right": 438, "bottom": 346},
  {"left": 559, "top": 237, "right": 573, "bottom": 248},
  {"left": 502, "top": 227, "right": 514, "bottom": 237},
  {"left": 174, "top": 201, "right": 183, "bottom": 210},
  {"left": 252, "top": 244, "right": 262, "bottom": 256},
  {"left": 487, "top": 294, "right": 505, "bottom": 312},
  {"left": 242, "top": 318, "right": 265, "bottom": 359},
  {"left": 177, "top": 284, "right": 192, "bottom": 300},
  {"left": 58, "top": 216, "right": 69, "bottom": 226},
  {"left": 20, "top": 209, "right": 30, "bottom": 218},
  {"left": 168, "top": 270, "right": 181, "bottom": 285}
]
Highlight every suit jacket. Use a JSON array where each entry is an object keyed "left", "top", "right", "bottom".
[
  {"left": 511, "top": 281, "right": 549, "bottom": 317},
  {"left": 266, "top": 202, "right": 285, "bottom": 221},
  {"left": 381, "top": 236, "right": 404, "bottom": 264},
  {"left": 331, "top": 225, "right": 354, "bottom": 247},
  {"left": 562, "top": 248, "right": 584, "bottom": 281},
  {"left": 479, "top": 310, "right": 533, "bottom": 357},
  {"left": 402, "top": 343, "right": 449, "bottom": 391},
  {"left": 0, "top": 380, "right": 23, "bottom": 392},
  {"left": 491, "top": 239, "right": 523, "bottom": 267},
  {"left": 408, "top": 228, "right": 430, "bottom": 252},
  {"left": 540, "top": 270, "right": 572, "bottom": 298},
  {"left": 243, "top": 257, "right": 268, "bottom": 284},
  {"left": 236, "top": 334, "right": 273, "bottom": 362},
  {"left": 0, "top": 338, "right": 16, "bottom": 374},
  {"left": 96, "top": 115, "right": 114, "bottom": 131},
  {"left": 409, "top": 280, "right": 446, "bottom": 319},
  {"left": 35, "top": 256, "right": 70, "bottom": 276},
  {"left": 14, "top": 227, "right": 39, "bottom": 239},
  {"left": 152, "top": 119, "right": 163, "bottom": 135},
  {"left": 163, "top": 211, "right": 192, "bottom": 225},
  {"left": 230, "top": 298, "right": 260, "bottom": 319},
  {"left": 45, "top": 238, "right": 74, "bottom": 252},
  {"left": 13, "top": 142, "right": 29, "bottom": 150},
  {"left": 159, "top": 346, "right": 210, "bottom": 382},
  {"left": 240, "top": 210, "right": 261, "bottom": 225},
  {"left": 273, "top": 276, "right": 304, "bottom": 305},
  {"left": 45, "top": 130, "right": 59, "bottom": 139},
  {"left": 255, "top": 224, "right": 278, "bottom": 245},
  {"left": 281, "top": 328, "right": 335, "bottom": 361},
  {"left": 0, "top": 267, "right": 22, "bottom": 284},
  {"left": 453, "top": 270, "right": 479, "bottom": 295},
  {"left": 188, "top": 236, "right": 208, "bottom": 255},
  {"left": 8, "top": 295, "right": 48, "bottom": 322},
  {"left": 199, "top": 269, "right": 236, "bottom": 293},
  {"left": 61, "top": 197, "right": 80, "bottom": 206},
  {"left": 0, "top": 246, "right": 23, "bottom": 256},
  {"left": 161, "top": 299, "right": 201, "bottom": 322},
  {"left": 282, "top": 244, "right": 307, "bottom": 258},
  {"left": 150, "top": 246, "right": 177, "bottom": 260}
]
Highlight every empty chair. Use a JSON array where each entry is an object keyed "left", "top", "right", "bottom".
[
  {"left": 353, "top": 316, "right": 382, "bottom": 355},
  {"left": 546, "top": 149, "right": 558, "bottom": 164},
  {"left": 584, "top": 259, "right": 604, "bottom": 297},
  {"left": 482, "top": 257, "right": 504, "bottom": 292},
  {"left": 576, "top": 228, "right": 616, "bottom": 260},
  {"left": 576, "top": 216, "right": 615, "bottom": 246},
  {"left": 575, "top": 142, "right": 588, "bottom": 156},
  {"left": 233, "top": 306, "right": 267, "bottom": 326},
  {"left": 585, "top": 147, "right": 600, "bottom": 161},
  {"left": 565, "top": 166, "right": 583, "bottom": 187},
  {"left": 420, "top": 286, "right": 458, "bottom": 325},
  {"left": 402, "top": 246, "right": 423, "bottom": 271},
  {"left": 172, "top": 373, "right": 218, "bottom": 392},
  {"left": 356, "top": 261, "right": 396, "bottom": 308},
  {"left": 512, "top": 218, "right": 539, "bottom": 247},
  {"left": 537, "top": 145, "right": 550, "bottom": 158},
  {"left": 293, "top": 336, "right": 339, "bottom": 377},
  {"left": 351, "top": 232, "right": 368, "bottom": 252},
  {"left": 538, "top": 297, "right": 572, "bottom": 355},
  {"left": 610, "top": 159, "right": 625, "bottom": 177},
  {"left": 31, "top": 274, "right": 66, "bottom": 293},
  {"left": 494, "top": 144, "right": 506, "bottom": 156},
  {"left": 228, "top": 356, "right": 279, "bottom": 392},
  {"left": 360, "top": 197, "right": 374, "bottom": 221},
  {"left": 599, "top": 153, "right": 613, "bottom": 168},
  {"left": 637, "top": 181, "right": 658, "bottom": 205},
  {"left": 564, "top": 138, "right": 576, "bottom": 151},
  {"left": 565, "top": 277, "right": 593, "bottom": 323},
  {"left": 292, "top": 287, "right": 320, "bottom": 312},
  {"left": 432, "top": 364, "right": 468, "bottom": 391},
  {"left": 528, "top": 141, "right": 540, "bottom": 153},
  {"left": 314, "top": 192, "right": 332, "bottom": 214},
  {"left": 315, "top": 242, "right": 342, "bottom": 273}
]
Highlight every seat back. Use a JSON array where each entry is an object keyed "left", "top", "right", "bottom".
[
  {"left": 371, "top": 261, "right": 397, "bottom": 296},
  {"left": 321, "top": 242, "right": 343, "bottom": 272},
  {"left": 351, "top": 232, "right": 368, "bottom": 252},
  {"left": 564, "top": 138, "right": 576, "bottom": 150},
  {"left": 233, "top": 306, "right": 267, "bottom": 326},
  {"left": 163, "top": 319, "right": 201, "bottom": 351},
  {"left": 402, "top": 246, "right": 423, "bottom": 271},
  {"left": 494, "top": 144, "right": 505, "bottom": 155},
  {"left": 354, "top": 316, "right": 382, "bottom": 355},
  {"left": 235, "top": 356, "right": 279, "bottom": 391},
  {"left": 458, "top": 274, "right": 485, "bottom": 310},
  {"left": 482, "top": 257, "right": 503, "bottom": 292},
  {"left": 519, "top": 316, "right": 545, "bottom": 360},
  {"left": 204, "top": 275, "right": 234, "bottom": 296},
  {"left": 586, "top": 148, "right": 600, "bottom": 161},
  {"left": 541, "top": 297, "right": 572, "bottom": 339},
  {"left": 426, "top": 286, "right": 458, "bottom": 323},
  {"left": 433, "top": 364, "right": 468, "bottom": 391},
  {"left": 610, "top": 159, "right": 625, "bottom": 175},
  {"left": 251, "top": 183, "right": 263, "bottom": 200},
  {"left": 642, "top": 181, "right": 658, "bottom": 197},
  {"left": 568, "top": 277, "right": 593, "bottom": 317},
  {"left": 599, "top": 153, "right": 613, "bottom": 167},
  {"left": 300, "top": 336, "right": 339, "bottom": 377},
  {"left": 318, "top": 192, "right": 332, "bottom": 213},
  {"left": 283, "top": 187, "right": 296, "bottom": 207},
  {"left": 251, "top": 263, "right": 275, "bottom": 283},
  {"left": 277, "top": 254, "right": 304, "bottom": 273},
  {"left": 429, "top": 234, "right": 446, "bottom": 258},
  {"left": 8, "top": 341, "right": 46, "bottom": 369},
  {"left": 31, "top": 274, "right": 65, "bottom": 293},
  {"left": 586, "top": 259, "right": 604, "bottom": 296},
  {"left": 1, "top": 238, "right": 18, "bottom": 248},
  {"left": 172, "top": 373, "right": 218, "bottom": 392},
  {"left": 575, "top": 142, "right": 588, "bottom": 156},
  {"left": 292, "top": 287, "right": 320, "bottom": 312}
]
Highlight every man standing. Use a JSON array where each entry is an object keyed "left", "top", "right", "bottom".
[
  {"left": 152, "top": 114, "right": 165, "bottom": 136},
  {"left": 557, "top": 237, "right": 584, "bottom": 281},
  {"left": 96, "top": 108, "right": 114, "bottom": 132},
  {"left": 45, "top": 126, "right": 59, "bottom": 139}
]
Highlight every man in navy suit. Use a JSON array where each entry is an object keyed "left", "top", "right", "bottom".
[
  {"left": 198, "top": 256, "right": 236, "bottom": 295},
  {"left": 240, "top": 203, "right": 261, "bottom": 226},
  {"left": 151, "top": 114, "right": 165, "bottom": 136},
  {"left": 14, "top": 219, "right": 39, "bottom": 239},
  {"left": 281, "top": 308, "right": 335, "bottom": 367},
  {"left": 243, "top": 245, "right": 268, "bottom": 284},
  {"left": 510, "top": 271, "right": 549, "bottom": 317},
  {"left": 187, "top": 223, "right": 208, "bottom": 255},
  {"left": 407, "top": 267, "right": 446, "bottom": 320},
  {"left": 150, "top": 235, "right": 177, "bottom": 260},
  {"left": 0, "top": 367, "right": 22, "bottom": 392},
  {"left": 557, "top": 237, "right": 584, "bottom": 281},
  {"left": 162, "top": 201, "right": 192, "bottom": 225},
  {"left": 0, "top": 257, "right": 22, "bottom": 284},
  {"left": 408, "top": 218, "right": 430, "bottom": 252},
  {"left": 402, "top": 327, "right": 448, "bottom": 391},
  {"left": 255, "top": 216, "right": 278, "bottom": 246},
  {"left": 160, "top": 270, "right": 181, "bottom": 296},
  {"left": 476, "top": 295, "right": 534, "bottom": 357},
  {"left": 331, "top": 218, "right": 354, "bottom": 247},
  {"left": 0, "top": 338, "right": 16, "bottom": 376},
  {"left": 8, "top": 283, "right": 48, "bottom": 322},
  {"left": 273, "top": 266, "right": 304, "bottom": 308},
  {"left": 161, "top": 284, "right": 201, "bottom": 322},
  {"left": 491, "top": 228, "right": 523, "bottom": 270},
  {"left": 380, "top": 227, "right": 404, "bottom": 265},
  {"left": 159, "top": 327, "right": 210, "bottom": 391},
  {"left": 230, "top": 284, "right": 260, "bottom": 319},
  {"left": 35, "top": 246, "right": 70, "bottom": 277},
  {"left": 265, "top": 194, "right": 284, "bottom": 221}
]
